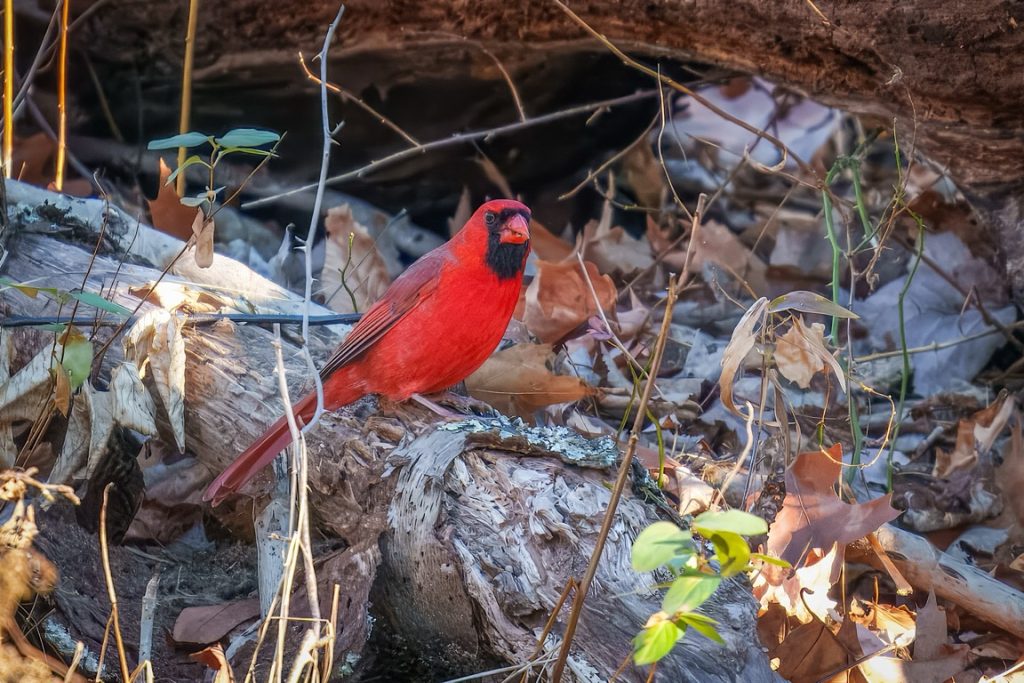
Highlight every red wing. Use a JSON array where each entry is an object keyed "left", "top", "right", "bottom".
[{"left": 318, "top": 249, "right": 448, "bottom": 380}]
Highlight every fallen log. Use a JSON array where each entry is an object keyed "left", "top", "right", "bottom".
[{"left": 0, "top": 180, "right": 777, "bottom": 680}]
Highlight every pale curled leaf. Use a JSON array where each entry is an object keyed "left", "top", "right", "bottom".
[
  {"left": 0, "top": 341, "right": 58, "bottom": 423},
  {"left": 774, "top": 316, "right": 845, "bottom": 392},
  {"left": 111, "top": 363, "right": 158, "bottom": 436},
  {"left": 191, "top": 211, "right": 215, "bottom": 269},
  {"left": 719, "top": 297, "right": 768, "bottom": 414},
  {"left": 126, "top": 309, "right": 186, "bottom": 451},
  {"left": 579, "top": 196, "right": 654, "bottom": 276}
]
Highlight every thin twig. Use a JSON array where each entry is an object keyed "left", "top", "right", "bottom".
[
  {"left": 298, "top": 52, "right": 419, "bottom": 146},
  {"left": 0, "top": 311, "right": 362, "bottom": 328},
  {"left": 241, "top": 89, "right": 659, "bottom": 209},
  {"left": 99, "top": 484, "right": 132, "bottom": 682}
]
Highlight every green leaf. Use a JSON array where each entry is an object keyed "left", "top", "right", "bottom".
[
  {"left": 675, "top": 612, "right": 724, "bottom": 644},
  {"left": 633, "top": 619, "right": 682, "bottom": 666},
  {"left": 662, "top": 574, "right": 721, "bottom": 615},
  {"left": 214, "top": 128, "right": 280, "bottom": 148},
  {"left": 60, "top": 334, "right": 93, "bottom": 390},
  {"left": 165, "top": 155, "right": 210, "bottom": 185},
  {"left": 69, "top": 291, "right": 133, "bottom": 317},
  {"left": 693, "top": 509, "right": 768, "bottom": 537},
  {"left": 632, "top": 521, "right": 693, "bottom": 572},
  {"left": 147, "top": 132, "right": 211, "bottom": 150},
  {"left": 218, "top": 146, "right": 276, "bottom": 158},
  {"left": 707, "top": 532, "right": 751, "bottom": 577},
  {"left": 179, "top": 195, "right": 208, "bottom": 208},
  {"left": 751, "top": 552, "right": 791, "bottom": 568},
  {"left": 768, "top": 290, "right": 859, "bottom": 319},
  {"left": 0, "top": 276, "right": 61, "bottom": 299}
]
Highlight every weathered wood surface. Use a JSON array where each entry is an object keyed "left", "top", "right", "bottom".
[{"left": 0, "top": 179, "right": 777, "bottom": 680}]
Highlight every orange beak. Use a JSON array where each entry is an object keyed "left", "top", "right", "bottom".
[{"left": 499, "top": 214, "right": 530, "bottom": 245}]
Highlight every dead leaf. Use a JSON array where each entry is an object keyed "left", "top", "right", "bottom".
[
  {"left": 125, "top": 454, "right": 208, "bottom": 543},
  {"left": 975, "top": 391, "right": 1015, "bottom": 455},
  {"left": 11, "top": 133, "right": 55, "bottom": 187},
  {"left": 756, "top": 545, "right": 840, "bottom": 624},
  {"left": 174, "top": 599, "right": 261, "bottom": 646},
  {"left": 771, "top": 617, "right": 850, "bottom": 683},
  {"left": 936, "top": 394, "right": 1015, "bottom": 479},
  {"left": 768, "top": 444, "right": 901, "bottom": 569},
  {"left": 0, "top": 340, "right": 56, "bottom": 423},
  {"left": 621, "top": 137, "right": 666, "bottom": 209},
  {"left": 191, "top": 211, "right": 215, "bottom": 268},
  {"left": 914, "top": 591, "right": 946, "bottom": 661},
  {"left": 693, "top": 220, "right": 769, "bottom": 295},
  {"left": 466, "top": 343, "right": 593, "bottom": 419},
  {"left": 110, "top": 363, "right": 158, "bottom": 437},
  {"left": 775, "top": 316, "right": 845, "bottom": 391},
  {"left": 319, "top": 204, "right": 391, "bottom": 314},
  {"left": 578, "top": 198, "right": 654, "bottom": 276},
  {"left": 53, "top": 366, "right": 71, "bottom": 417},
  {"left": 521, "top": 259, "right": 616, "bottom": 343},
  {"left": 125, "top": 309, "right": 186, "bottom": 452},
  {"left": 528, "top": 218, "right": 574, "bottom": 262},
  {"left": 189, "top": 643, "right": 236, "bottom": 683},
  {"left": 934, "top": 418, "right": 977, "bottom": 479},
  {"left": 147, "top": 158, "right": 201, "bottom": 241},
  {"left": 999, "top": 417, "right": 1024, "bottom": 528},
  {"left": 719, "top": 297, "right": 767, "bottom": 415}
]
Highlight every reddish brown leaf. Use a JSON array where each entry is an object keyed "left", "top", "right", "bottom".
[
  {"left": 319, "top": 204, "right": 391, "bottom": 313},
  {"left": 521, "top": 259, "right": 615, "bottom": 343},
  {"left": 147, "top": 158, "right": 201, "bottom": 241},
  {"left": 189, "top": 643, "right": 235, "bottom": 683},
  {"left": 768, "top": 444, "right": 901, "bottom": 568},
  {"left": 173, "top": 599, "right": 260, "bottom": 645}
]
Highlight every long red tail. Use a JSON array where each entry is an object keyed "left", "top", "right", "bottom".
[{"left": 203, "top": 392, "right": 318, "bottom": 506}]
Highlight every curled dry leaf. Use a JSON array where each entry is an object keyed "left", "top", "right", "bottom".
[
  {"left": 190, "top": 210, "right": 215, "bottom": 269},
  {"left": 110, "top": 363, "right": 158, "bottom": 437},
  {"left": 774, "top": 316, "right": 845, "bottom": 392},
  {"left": 49, "top": 382, "right": 117, "bottom": 484},
  {"left": 934, "top": 393, "right": 1014, "bottom": 479},
  {"left": 528, "top": 218, "right": 575, "bottom": 262},
  {"left": 319, "top": 203, "right": 391, "bottom": 314},
  {"left": 147, "top": 158, "right": 201, "bottom": 241},
  {"left": 719, "top": 297, "right": 768, "bottom": 415},
  {"left": 125, "top": 309, "right": 186, "bottom": 452},
  {"left": 0, "top": 339, "right": 57, "bottom": 424},
  {"left": 522, "top": 259, "right": 616, "bottom": 343},
  {"left": 756, "top": 545, "right": 840, "bottom": 625},
  {"left": 997, "top": 415, "right": 1024, "bottom": 528},
  {"left": 465, "top": 343, "right": 593, "bottom": 419},
  {"left": 579, "top": 198, "right": 654, "bottom": 276},
  {"left": 767, "top": 444, "right": 900, "bottom": 571}
]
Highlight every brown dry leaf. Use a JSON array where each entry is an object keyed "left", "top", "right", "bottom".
[
  {"left": 999, "top": 417, "right": 1024, "bottom": 528},
  {"left": 128, "top": 281, "right": 225, "bottom": 313},
  {"left": 11, "top": 133, "right": 55, "bottom": 187},
  {"left": 768, "top": 444, "right": 901, "bottom": 568},
  {"left": 771, "top": 618, "right": 850, "bottom": 683},
  {"left": 448, "top": 186, "right": 473, "bottom": 238},
  {"left": 320, "top": 204, "right": 391, "bottom": 314},
  {"left": 125, "top": 454, "right": 207, "bottom": 543},
  {"left": 621, "top": 137, "right": 666, "bottom": 209},
  {"left": 53, "top": 365, "right": 71, "bottom": 417},
  {"left": 0, "top": 340, "right": 56, "bottom": 423},
  {"left": 50, "top": 382, "right": 117, "bottom": 484},
  {"left": 125, "top": 309, "right": 186, "bottom": 452},
  {"left": 191, "top": 211, "right": 215, "bottom": 269},
  {"left": 189, "top": 643, "right": 236, "bottom": 683},
  {"left": 859, "top": 601, "right": 916, "bottom": 646},
  {"left": 719, "top": 297, "right": 768, "bottom": 415},
  {"left": 645, "top": 217, "right": 689, "bottom": 273},
  {"left": 147, "top": 158, "right": 201, "bottom": 241},
  {"left": 579, "top": 198, "right": 654, "bottom": 276},
  {"left": 914, "top": 591, "right": 947, "bottom": 661},
  {"left": 775, "top": 316, "right": 845, "bottom": 392},
  {"left": 174, "top": 599, "right": 260, "bottom": 646},
  {"left": 528, "top": 218, "right": 575, "bottom": 262},
  {"left": 935, "top": 394, "right": 1016, "bottom": 480},
  {"left": 522, "top": 259, "right": 616, "bottom": 343},
  {"left": 693, "top": 220, "right": 769, "bottom": 295},
  {"left": 465, "top": 343, "right": 593, "bottom": 419}
]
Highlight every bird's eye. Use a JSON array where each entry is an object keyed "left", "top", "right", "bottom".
[{"left": 485, "top": 211, "right": 497, "bottom": 226}]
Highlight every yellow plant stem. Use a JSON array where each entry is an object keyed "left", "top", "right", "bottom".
[
  {"left": 55, "top": 0, "right": 70, "bottom": 190},
  {"left": 176, "top": 0, "right": 200, "bottom": 196},
  {"left": 2, "top": 0, "right": 14, "bottom": 178}
]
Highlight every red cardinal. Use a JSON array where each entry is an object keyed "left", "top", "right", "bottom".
[{"left": 204, "top": 199, "right": 531, "bottom": 505}]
